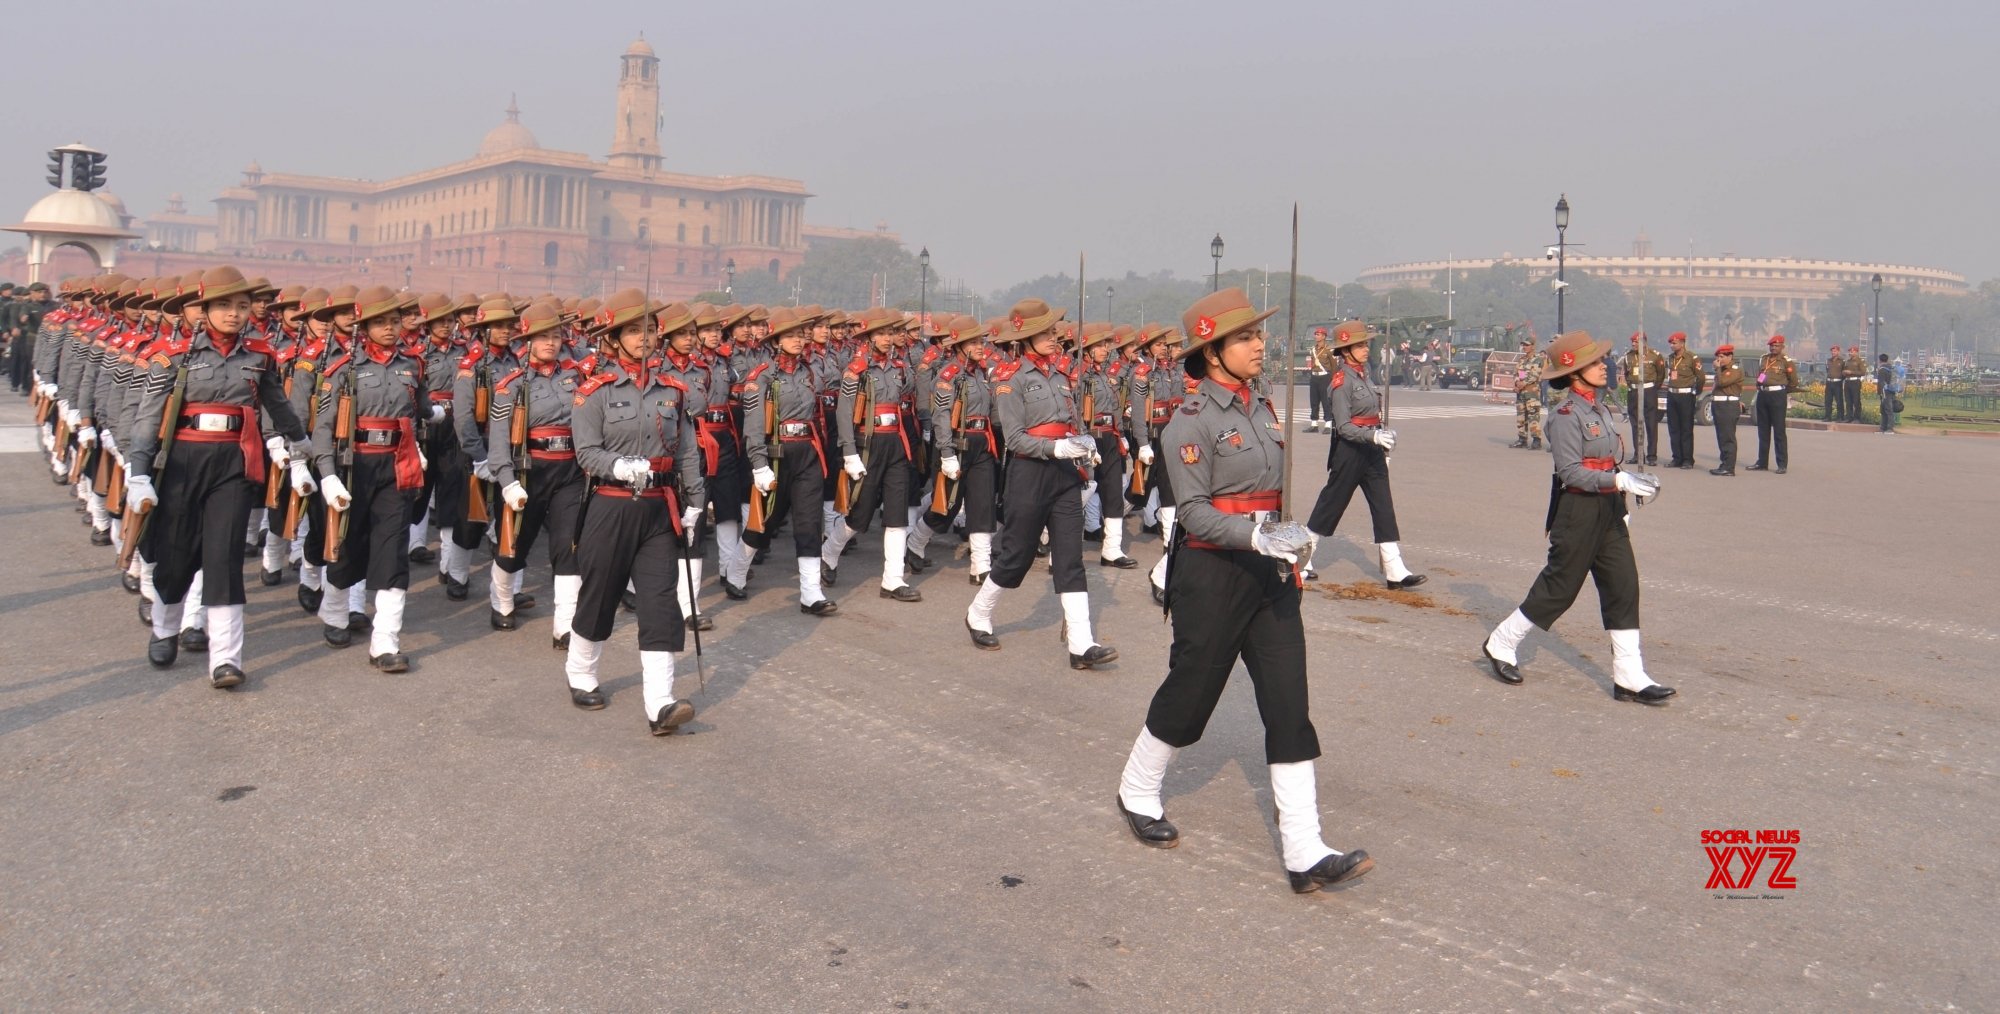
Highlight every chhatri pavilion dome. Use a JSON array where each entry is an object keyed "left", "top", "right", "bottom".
[{"left": 477, "top": 96, "right": 540, "bottom": 158}]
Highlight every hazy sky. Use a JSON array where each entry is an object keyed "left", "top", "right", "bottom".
[{"left": 5, "top": 0, "right": 1992, "bottom": 292}]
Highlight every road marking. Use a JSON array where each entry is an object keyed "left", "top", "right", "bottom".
[
  {"left": 0, "top": 425, "right": 43, "bottom": 454},
  {"left": 1282, "top": 405, "right": 1511, "bottom": 423}
]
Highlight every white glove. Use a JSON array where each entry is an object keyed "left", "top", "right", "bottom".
[
  {"left": 681, "top": 506, "right": 702, "bottom": 544},
  {"left": 320, "top": 474, "right": 353, "bottom": 512},
  {"left": 752, "top": 466, "right": 776, "bottom": 492},
  {"left": 1373, "top": 428, "right": 1397, "bottom": 451},
  {"left": 62, "top": 405, "right": 80, "bottom": 427},
  {"left": 1250, "top": 521, "right": 1313, "bottom": 564},
  {"left": 1052, "top": 435, "right": 1091, "bottom": 460},
  {"left": 1138, "top": 444, "right": 1155, "bottom": 466},
  {"left": 100, "top": 431, "right": 118, "bottom": 456},
  {"left": 75, "top": 425, "right": 97, "bottom": 448},
  {"left": 429, "top": 404, "right": 447, "bottom": 422},
  {"left": 289, "top": 459, "right": 316, "bottom": 496},
  {"left": 611, "top": 457, "right": 651, "bottom": 486},
  {"left": 471, "top": 459, "right": 494, "bottom": 481},
  {"left": 1614, "top": 471, "right": 1660, "bottom": 498},
  {"left": 126, "top": 476, "right": 158, "bottom": 514},
  {"left": 1119, "top": 437, "right": 1130, "bottom": 456},
  {"left": 501, "top": 481, "right": 528, "bottom": 512},
  {"left": 265, "top": 436, "right": 290, "bottom": 472},
  {"left": 939, "top": 456, "right": 961, "bottom": 481},
  {"left": 843, "top": 454, "right": 866, "bottom": 480},
  {"left": 38, "top": 382, "right": 57, "bottom": 399}
]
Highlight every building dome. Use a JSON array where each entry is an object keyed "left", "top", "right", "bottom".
[
  {"left": 244, "top": 160, "right": 263, "bottom": 174},
  {"left": 478, "top": 95, "right": 540, "bottom": 157},
  {"left": 95, "top": 192, "right": 128, "bottom": 216},
  {"left": 625, "top": 36, "right": 655, "bottom": 57},
  {"left": 11, "top": 189, "right": 135, "bottom": 237}
]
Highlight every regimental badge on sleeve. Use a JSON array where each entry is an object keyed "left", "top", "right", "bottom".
[{"left": 1179, "top": 443, "right": 1201, "bottom": 465}]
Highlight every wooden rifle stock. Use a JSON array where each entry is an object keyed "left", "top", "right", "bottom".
[
  {"left": 746, "top": 386, "right": 777, "bottom": 535},
  {"left": 117, "top": 504, "right": 149, "bottom": 570},
  {"left": 324, "top": 379, "right": 355, "bottom": 563},
  {"left": 496, "top": 389, "right": 528, "bottom": 559}
]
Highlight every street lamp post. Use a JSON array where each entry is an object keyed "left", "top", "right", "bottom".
[
  {"left": 1210, "top": 234, "right": 1224, "bottom": 292},
  {"left": 1554, "top": 195, "right": 1570, "bottom": 334},
  {"left": 1105, "top": 283, "right": 1114, "bottom": 323},
  {"left": 725, "top": 257, "right": 736, "bottom": 298},
  {"left": 918, "top": 246, "right": 930, "bottom": 327},
  {"left": 1870, "top": 272, "right": 1884, "bottom": 363},
  {"left": 403, "top": 264, "right": 412, "bottom": 291}
]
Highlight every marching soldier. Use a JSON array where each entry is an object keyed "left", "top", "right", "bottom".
[
  {"left": 1621, "top": 333, "right": 1666, "bottom": 464},
  {"left": 963, "top": 298, "right": 1116, "bottom": 668},
  {"left": 1303, "top": 320, "right": 1425, "bottom": 589},
  {"left": 446, "top": 297, "right": 522, "bottom": 601},
  {"left": 405, "top": 292, "right": 461, "bottom": 569},
  {"left": 1748, "top": 335, "right": 1798, "bottom": 474},
  {"left": 1842, "top": 345, "right": 1866, "bottom": 423},
  {"left": 1708, "top": 345, "right": 1744, "bottom": 475},
  {"left": 1822, "top": 345, "right": 1844, "bottom": 423},
  {"left": 821, "top": 308, "right": 924, "bottom": 602},
  {"left": 1510, "top": 335, "right": 1544, "bottom": 450},
  {"left": 1480, "top": 329, "right": 1676, "bottom": 705},
  {"left": 656, "top": 304, "right": 720, "bottom": 628},
  {"left": 1663, "top": 332, "right": 1704, "bottom": 468},
  {"left": 564, "top": 289, "right": 706, "bottom": 730},
  {"left": 743, "top": 307, "right": 840, "bottom": 615},
  {"left": 694, "top": 304, "right": 754, "bottom": 600},
  {"left": 1130, "top": 327, "right": 1186, "bottom": 602},
  {"left": 1114, "top": 287, "right": 1372, "bottom": 893},
  {"left": 485, "top": 302, "right": 586, "bottom": 644},
  {"left": 1078, "top": 323, "right": 1138, "bottom": 567},
  {"left": 311, "top": 285, "right": 431, "bottom": 673},
  {"left": 125, "top": 266, "right": 310, "bottom": 688}
]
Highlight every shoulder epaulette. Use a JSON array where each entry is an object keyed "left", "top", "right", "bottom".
[
  {"left": 1329, "top": 370, "right": 1344, "bottom": 389},
  {"left": 990, "top": 361, "right": 1022, "bottom": 382},
  {"left": 744, "top": 361, "right": 771, "bottom": 382},
  {"left": 936, "top": 363, "right": 961, "bottom": 385},
  {"left": 572, "top": 371, "right": 618, "bottom": 404},
  {"left": 1556, "top": 403, "right": 1573, "bottom": 415},
  {"left": 495, "top": 367, "right": 526, "bottom": 393},
  {"left": 325, "top": 353, "right": 354, "bottom": 376},
  {"left": 457, "top": 347, "right": 485, "bottom": 371},
  {"left": 244, "top": 338, "right": 276, "bottom": 357}
]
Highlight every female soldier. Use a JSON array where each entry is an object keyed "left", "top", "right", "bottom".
[
  {"left": 485, "top": 302, "right": 586, "bottom": 647},
  {"left": 311, "top": 285, "right": 430, "bottom": 673},
  {"left": 743, "top": 307, "right": 839, "bottom": 615},
  {"left": 693, "top": 304, "right": 753, "bottom": 600},
  {"left": 1302, "top": 320, "right": 1425, "bottom": 589},
  {"left": 565, "top": 291, "right": 706, "bottom": 730},
  {"left": 1113, "top": 287, "right": 1373, "bottom": 894},
  {"left": 124, "top": 265, "right": 310, "bottom": 688},
  {"left": 1480, "top": 330, "right": 1676, "bottom": 704},
  {"left": 444, "top": 297, "right": 522, "bottom": 601},
  {"left": 922, "top": 316, "right": 999, "bottom": 585},
  {"left": 656, "top": 304, "right": 718, "bottom": 631}
]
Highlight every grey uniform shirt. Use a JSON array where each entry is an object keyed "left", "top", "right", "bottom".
[
  {"left": 309, "top": 346, "right": 428, "bottom": 475},
  {"left": 569, "top": 360, "right": 705, "bottom": 514},
  {"left": 128, "top": 329, "right": 309, "bottom": 480},
  {"left": 1079, "top": 360, "right": 1122, "bottom": 433},
  {"left": 930, "top": 359, "right": 995, "bottom": 454},
  {"left": 486, "top": 362, "right": 579, "bottom": 490},
  {"left": 993, "top": 354, "right": 1081, "bottom": 459},
  {"left": 743, "top": 355, "right": 822, "bottom": 472},
  {"left": 1327, "top": 363, "right": 1382, "bottom": 446},
  {"left": 1546, "top": 387, "right": 1622, "bottom": 493},
  {"left": 452, "top": 343, "right": 519, "bottom": 465},
  {"left": 1160, "top": 377, "right": 1288, "bottom": 551},
  {"left": 835, "top": 351, "right": 916, "bottom": 456}
]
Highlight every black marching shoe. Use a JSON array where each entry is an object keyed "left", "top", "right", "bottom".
[
  {"left": 1287, "top": 850, "right": 1374, "bottom": 894},
  {"left": 347, "top": 611, "right": 370, "bottom": 632},
  {"left": 408, "top": 545, "right": 435, "bottom": 565},
  {"left": 752, "top": 545, "right": 770, "bottom": 565},
  {"left": 179, "top": 628, "right": 208, "bottom": 652},
  {"left": 1116, "top": 796, "right": 1179, "bottom": 849},
  {"left": 1300, "top": 569, "right": 1317, "bottom": 582},
  {"left": 1140, "top": 521, "right": 1161, "bottom": 536},
  {"left": 260, "top": 567, "right": 283, "bottom": 586},
  {"left": 209, "top": 664, "right": 244, "bottom": 690},
  {"left": 147, "top": 636, "right": 178, "bottom": 669},
  {"left": 443, "top": 578, "right": 469, "bottom": 601},
  {"left": 1625, "top": 453, "right": 1641, "bottom": 464},
  {"left": 1481, "top": 641, "right": 1523, "bottom": 685},
  {"left": 1774, "top": 466, "right": 1787, "bottom": 475},
  {"left": 138, "top": 600, "right": 152, "bottom": 626},
  {"left": 1070, "top": 645, "right": 1118, "bottom": 670},
  {"left": 90, "top": 528, "right": 111, "bottom": 547},
  {"left": 1100, "top": 555, "right": 1138, "bottom": 569},
  {"left": 720, "top": 578, "right": 748, "bottom": 600},
  {"left": 1387, "top": 574, "right": 1428, "bottom": 590},
  {"left": 799, "top": 598, "right": 839, "bottom": 616},
  {"left": 1150, "top": 579, "right": 1167, "bottom": 606},
  {"left": 905, "top": 549, "right": 929, "bottom": 573},
  {"left": 648, "top": 699, "right": 696, "bottom": 736},
  {"left": 323, "top": 624, "right": 353, "bottom": 649},
  {"left": 369, "top": 653, "right": 409, "bottom": 673},
  {"left": 553, "top": 632, "right": 571, "bottom": 651},
  {"left": 820, "top": 561, "right": 838, "bottom": 587},
  {"left": 620, "top": 590, "right": 637, "bottom": 611},
  {"left": 1509, "top": 438, "right": 1527, "bottom": 449},
  {"left": 1644, "top": 455, "right": 1658, "bottom": 466},
  {"left": 298, "top": 584, "right": 323, "bottom": 614},
  {"left": 966, "top": 619, "right": 1000, "bottom": 651},
  {"left": 570, "top": 686, "right": 606, "bottom": 710},
  {"left": 686, "top": 614, "right": 714, "bottom": 632},
  {"left": 1614, "top": 684, "right": 1677, "bottom": 704},
  {"left": 967, "top": 571, "right": 988, "bottom": 587},
  {"left": 1531, "top": 437, "right": 1542, "bottom": 450},
  {"left": 513, "top": 593, "right": 536, "bottom": 611},
  {"left": 880, "top": 585, "right": 922, "bottom": 602},
  {"left": 1746, "top": 462, "right": 1768, "bottom": 471},
  {"left": 122, "top": 571, "right": 141, "bottom": 594},
  {"left": 490, "top": 609, "right": 517, "bottom": 631},
  {"left": 1709, "top": 467, "right": 1734, "bottom": 476}
]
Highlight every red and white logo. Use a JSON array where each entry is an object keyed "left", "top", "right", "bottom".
[{"left": 1195, "top": 316, "right": 1216, "bottom": 338}]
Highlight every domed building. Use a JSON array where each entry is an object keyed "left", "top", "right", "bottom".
[
  {"left": 5, "top": 183, "right": 143, "bottom": 278},
  {"left": 117, "top": 38, "right": 820, "bottom": 298}
]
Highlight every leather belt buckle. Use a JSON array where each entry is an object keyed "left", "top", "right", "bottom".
[
  {"left": 873, "top": 413, "right": 899, "bottom": 426},
  {"left": 777, "top": 422, "right": 812, "bottom": 437},
  {"left": 359, "top": 430, "right": 397, "bottom": 447},
  {"left": 189, "top": 413, "right": 236, "bottom": 433},
  {"left": 703, "top": 410, "right": 730, "bottom": 424},
  {"left": 961, "top": 418, "right": 989, "bottom": 431}
]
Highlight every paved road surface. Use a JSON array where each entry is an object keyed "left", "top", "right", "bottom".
[{"left": 2, "top": 389, "right": 1993, "bottom": 1010}]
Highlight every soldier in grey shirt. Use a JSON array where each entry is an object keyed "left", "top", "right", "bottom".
[{"left": 1302, "top": 320, "right": 1425, "bottom": 589}]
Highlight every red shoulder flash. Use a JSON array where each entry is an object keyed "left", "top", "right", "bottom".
[
  {"left": 244, "top": 338, "right": 276, "bottom": 357},
  {"left": 746, "top": 362, "right": 770, "bottom": 381},
  {"left": 661, "top": 374, "right": 689, "bottom": 393},
  {"left": 1557, "top": 404, "right": 1572, "bottom": 414},
  {"left": 1328, "top": 371, "right": 1344, "bottom": 389}
]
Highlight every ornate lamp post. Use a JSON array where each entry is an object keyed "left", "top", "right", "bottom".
[{"left": 1209, "top": 234, "right": 1224, "bottom": 292}]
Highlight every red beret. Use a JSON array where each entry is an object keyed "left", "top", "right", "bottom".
[
  {"left": 1630, "top": 332, "right": 1644, "bottom": 342},
  {"left": 1668, "top": 332, "right": 1687, "bottom": 342},
  {"left": 1769, "top": 334, "right": 1786, "bottom": 345},
  {"left": 1715, "top": 344, "right": 1735, "bottom": 356},
  {"left": 1848, "top": 345, "right": 1860, "bottom": 352}
]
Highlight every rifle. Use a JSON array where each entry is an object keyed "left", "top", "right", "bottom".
[
  {"left": 835, "top": 371, "right": 871, "bottom": 513},
  {"left": 932, "top": 377, "right": 963, "bottom": 513},
  {"left": 466, "top": 358, "right": 493, "bottom": 525},
  {"left": 497, "top": 380, "right": 529, "bottom": 559},
  {"left": 746, "top": 377, "right": 777, "bottom": 536},
  {"left": 280, "top": 367, "right": 317, "bottom": 542},
  {"left": 120, "top": 363, "right": 188, "bottom": 571},
  {"left": 67, "top": 431, "right": 91, "bottom": 485},
  {"left": 323, "top": 369, "right": 357, "bottom": 564}
]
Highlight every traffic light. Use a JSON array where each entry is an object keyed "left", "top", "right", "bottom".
[
  {"left": 74, "top": 151, "right": 107, "bottom": 192},
  {"left": 46, "top": 150, "right": 64, "bottom": 188}
]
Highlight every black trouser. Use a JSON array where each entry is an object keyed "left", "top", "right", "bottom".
[
  {"left": 1145, "top": 547, "right": 1318, "bottom": 764},
  {"left": 1642, "top": 390, "right": 1665, "bottom": 461},
  {"left": 1305, "top": 438, "right": 1400, "bottom": 543},
  {"left": 1879, "top": 395, "right": 1896, "bottom": 432},
  {"left": 1666, "top": 390, "right": 1696, "bottom": 465},
  {"left": 423, "top": 416, "right": 471, "bottom": 534},
  {"left": 144, "top": 441, "right": 256, "bottom": 607},
  {"left": 1146, "top": 436, "right": 1176, "bottom": 507},
  {"left": 494, "top": 459, "right": 583, "bottom": 575},
  {"left": 1712, "top": 400, "right": 1740, "bottom": 469},
  {"left": 1088, "top": 432, "right": 1125, "bottom": 526},
  {"left": 699, "top": 421, "right": 747, "bottom": 522},
  {"left": 1519, "top": 491, "right": 1639, "bottom": 631},
  {"left": 1845, "top": 379, "right": 1863, "bottom": 422},
  {"left": 1307, "top": 373, "right": 1331, "bottom": 422},
  {"left": 843, "top": 430, "right": 911, "bottom": 535},
  {"left": 9, "top": 338, "right": 33, "bottom": 391},
  {"left": 746, "top": 439, "right": 829, "bottom": 557},
  {"left": 921, "top": 437, "right": 998, "bottom": 534},
  {"left": 326, "top": 451, "right": 416, "bottom": 592},
  {"left": 991, "top": 455, "right": 1086, "bottom": 593},
  {"left": 571, "top": 491, "right": 684, "bottom": 649},
  {"left": 1625, "top": 388, "right": 1644, "bottom": 461},
  {"left": 1754, "top": 390, "right": 1788, "bottom": 467},
  {"left": 1822, "top": 382, "right": 1839, "bottom": 421}
]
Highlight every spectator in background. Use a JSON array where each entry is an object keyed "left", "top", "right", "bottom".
[{"left": 1877, "top": 354, "right": 1900, "bottom": 433}]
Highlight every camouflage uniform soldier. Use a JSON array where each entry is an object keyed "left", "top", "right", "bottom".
[{"left": 1512, "top": 337, "right": 1545, "bottom": 450}]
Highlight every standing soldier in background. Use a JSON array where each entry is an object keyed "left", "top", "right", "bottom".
[
  {"left": 11, "top": 282, "right": 57, "bottom": 394},
  {"left": 1662, "top": 332, "right": 1703, "bottom": 469},
  {"left": 1707, "top": 345, "right": 1744, "bottom": 476},
  {"left": 1748, "top": 335, "right": 1798, "bottom": 474},
  {"left": 1822, "top": 345, "right": 1845, "bottom": 423},
  {"left": 1510, "top": 336, "right": 1544, "bottom": 450},
  {"left": 1842, "top": 345, "right": 1867, "bottom": 423},
  {"left": 1304, "top": 326, "right": 1333, "bottom": 433},
  {"left": 1621, "top": 333, "right": 1666, "bottom": 465}
]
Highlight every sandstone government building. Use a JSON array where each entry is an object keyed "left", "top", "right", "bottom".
[{"left": 19, "top": 38, "right": 886, "bottom": 300}]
